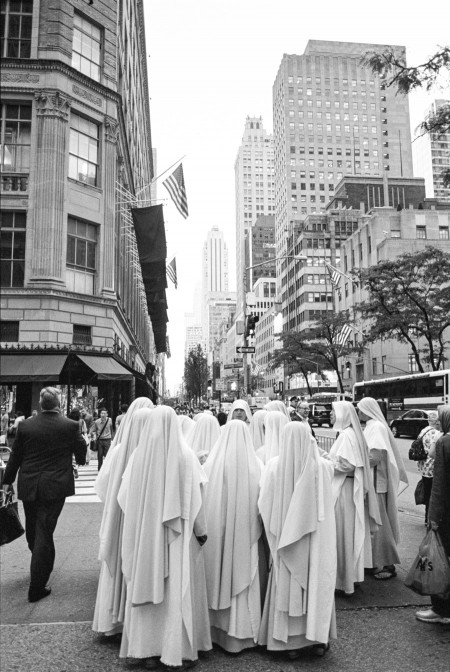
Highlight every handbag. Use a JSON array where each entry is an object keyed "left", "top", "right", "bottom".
[
  {"left": 405, "top": 528, "right": 450, "bottom": 599},
  {"left": 414, "top": 478, "right": 426, "bottom": 505},
  {"left": 408, "top": 429, "right": 430, "bottom": 461},
  {"left": 0, "top": 491, "right": 25, "bottom": 546}
]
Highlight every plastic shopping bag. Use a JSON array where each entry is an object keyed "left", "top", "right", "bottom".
[{"left": 404, "top": 528, "right": 450, "bottom": 599}]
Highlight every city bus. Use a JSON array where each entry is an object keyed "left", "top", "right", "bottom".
[
  {"left": 353, "top": 369, "right": 450, "bottom": 420},
  {"left": 309, "top": 392, "right": 352, "bottom": 404}
]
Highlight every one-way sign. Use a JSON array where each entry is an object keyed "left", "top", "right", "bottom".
[{"left": 236, "top": 346, "right": 255, "bottom": 354}]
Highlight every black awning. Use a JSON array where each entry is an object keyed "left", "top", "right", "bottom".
[
  {"left": 75, "top": 354, "right": 133, "bottom": 380},
  {"left": 0, "top": 353, "right": 67, "bottom": 383}
]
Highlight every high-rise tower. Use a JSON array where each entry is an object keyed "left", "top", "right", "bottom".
[
  {"left": 413, "top": 99, "right": 450, "bottom": 202},
  {"left": 273, "top": 40, "right": 414, "bottom": 331},
  {"left": 235, "top": 116, "right": 275, "bottom": 313},
  {"left": 202, "top": 226, "right": 229, "bottom": 293}
]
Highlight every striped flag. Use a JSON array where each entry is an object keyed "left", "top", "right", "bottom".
[
  {"left": 335, "top": 324, "right": 353, "bottom": 346},
  {"left": 325, "top": 262, "right": 342, "bottom": 288},
  {"left": 167, "top": 257, "right": 178, "bottom": 289},
  {"left": 163, "top": 163, "right": 188, "bottom": 219},
  {"left": 251, "top": 360, "right": 265, "bottom": 376}
]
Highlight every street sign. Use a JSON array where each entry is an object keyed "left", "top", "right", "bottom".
[
  {"left": 233, "top": 357, "right": 243, "bottom": 363},
  {"left": 224, "top": 363, "right": 241, "bottom": 369},
  {"left": 236, "top": 346, "right": 255, "bottom": 354},
  {"left": 232, "top": 368, "right": 242, "bottom": 374}
]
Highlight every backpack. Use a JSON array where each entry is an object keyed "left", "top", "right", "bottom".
[{"left": 408, "top": 428, "right": 431, "bottom": 461}]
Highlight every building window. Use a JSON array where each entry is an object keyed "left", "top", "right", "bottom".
[
  {"left": 408, "top": 354, "right": 419, "bottom": 373},
  {"left": 72, "top": 13, "right": 101, "bottom": 81},
  {"left": 382, "top": 355, "right": 387, "bottom": 374},
  {"left": 0, "top": 103, "right": 32, "bottom": 189},
  {"left": 0, "top": 320, "right": 19, "bottom": 341},
  {"left": 68, "top": 114, "right": 99, "bottom": 186},
  {"left": 0, "top": 210, "right": 26, "bottom": 287},
  {"left": 372, "top": 358, "right": 377, "bottom": 375},
  {"left": 66, "top": 216, "right": 97, "bottom": 294},
  {"left": 416, "top": 226, "right": 427, "bottom": 239},
  {"left": 0, "top": 0, "right": 33, "bottom": 58},
  {"left": 439, "top": 226, "right": 449, "bottom": 240},
  {"left": 73, "top": 324, "right": 92, "bottom": 346}
]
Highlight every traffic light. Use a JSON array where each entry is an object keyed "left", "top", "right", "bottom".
[{"left": 245, "top": 314, "right": 259, "bottom": 338}]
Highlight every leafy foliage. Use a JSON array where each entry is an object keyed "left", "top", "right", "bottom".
[
  {"left": 361, "top": 46, "right": 450, "bottom": 186},
  {"left": 184, "top": 344, "right": 209, "bottom": 402},
  {"left": 269, "top": 312, "right": 363, "bottom": 393},
  {"left": 353, "top": 247, "right": 450, "bottom": 372}
]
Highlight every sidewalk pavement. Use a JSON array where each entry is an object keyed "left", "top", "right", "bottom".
[{"left": 1, "top": 501, "right": 449, "bottom": 672}]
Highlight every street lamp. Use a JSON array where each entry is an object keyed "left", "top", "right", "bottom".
[{"left": 241, "top": 255, "right": 307, "bottom": 396}]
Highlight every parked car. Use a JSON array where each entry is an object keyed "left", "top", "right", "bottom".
[
  {"left": 308, "top": 403, "right": 332, "bottom": 428},
  {"left": 389, "top": 409, "right": 431, "bottom": 439}
]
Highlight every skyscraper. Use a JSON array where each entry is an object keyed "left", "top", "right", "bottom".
[
  {"left": 273, "top": 40, "right": 414, "bottom": 331},
  {"left": 235, "top": 116, "right": 275, "bottom": 313},
  {"left": 202, "top": 226, "right": 229, "bottom": 293},
  {"left": 413, "top": 99, "right": 450, "bottom": 202}
]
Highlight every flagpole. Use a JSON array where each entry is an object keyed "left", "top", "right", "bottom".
[{"left": 136, "top": 155, "right": 186, "bottom": 196}]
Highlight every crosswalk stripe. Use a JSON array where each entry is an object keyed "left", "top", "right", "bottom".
[{"left": 66, "top": 460, "right": 101, "bottom": 504}]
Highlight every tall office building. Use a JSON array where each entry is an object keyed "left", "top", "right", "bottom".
[
  {"left": 202, "top": 226, "right": 229, "bottom": 293},
  {"left": 235, "top": 116, "right": 275, "bottom": 313},
  {"left": 413, "top": 99, "right": 450, "bottom": 202},
  {"left": 273, "top": 40, "right": 414, "bottom": 331}
]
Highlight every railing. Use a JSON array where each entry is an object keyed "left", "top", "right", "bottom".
[
  {"left": 0, "top": 173, "right": 29, "bottom": 192},
  {"left": 316, "top": 434, "right": 335, "bottom": 453}
]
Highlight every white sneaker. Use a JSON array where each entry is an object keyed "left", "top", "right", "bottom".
[{"left": 415, "top": 608, "right": 450, "bottom": 624}]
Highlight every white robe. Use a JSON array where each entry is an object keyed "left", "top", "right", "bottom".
[{"left": 258, "top": 424, "right": 337, "bottom": 650}]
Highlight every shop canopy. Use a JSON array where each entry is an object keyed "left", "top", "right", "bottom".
[
  {"left": 0, "top": 354, "right": 67, "bottom": 383},
  {"left": 75, "top": 354, "right": 132, "bottom": 380}
]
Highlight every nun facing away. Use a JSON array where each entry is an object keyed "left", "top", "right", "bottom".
[
  {"left": 93, "top": 405, "right": 154, "bottom": 638},
  {"left": 203, "top": 419, "right": 263, "bottom": 652},
  {"left": 357, "top": 396, "right": 409, "bottom": 580},
  {"left": 117, "top": 406, "right": 211, "bottom": 667},
  {"left": 265, "top": 400, "right": 291, "bottom": 421},
  {"left": 250, "top": 409, "right": 267, "bottom": 451},
  {"left": 328, "top": 401, "right": 381, "bottom": 595},
  {"left": 256, "top": 411, "right": 289, "bottom": 464},
  {"left": 186, "top": 412, "right": 221, "bottom": 465},
  {"left": 258, "top": 422, "right": 337, "bottom": 656}
]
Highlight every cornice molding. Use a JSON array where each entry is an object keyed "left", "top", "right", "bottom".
[{"left": 35, "top": 90, "right": 71, "bottom": 120}]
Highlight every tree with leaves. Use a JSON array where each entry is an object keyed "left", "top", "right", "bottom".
[
  {"left": 353, "top": 247, "right": 450, "bottom": 372},
  {"left": 269, "top": 312, "right": 363, "bottom": 393},
  {"left": 361, "top": 46, "right": 450, "bottom": 186},
  {"left": 184, "top": 344, "right": 209, "bottom": 404}
]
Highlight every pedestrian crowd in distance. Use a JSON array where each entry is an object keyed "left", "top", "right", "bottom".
[{"left": 2, "top": 392, "right": 449, "bottom": 668}]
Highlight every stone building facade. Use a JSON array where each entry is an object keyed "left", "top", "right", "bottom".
[{"left": 0, "top": 0, "right": 159, "bottom": 414}]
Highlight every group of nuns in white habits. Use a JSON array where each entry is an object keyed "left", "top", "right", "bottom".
[{"left": 92, "top": 395, "right": 406, "bottom": 667}]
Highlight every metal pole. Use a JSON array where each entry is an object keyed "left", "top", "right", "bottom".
[{"left": 242, "top": 270, "right": 248, "bottom": 399}]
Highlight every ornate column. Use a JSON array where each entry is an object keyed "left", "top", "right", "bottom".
[
  {"left": 102, "top": 116, "right": 119, "bottom": 296},
  {"left": 29, "top": 91, "right": 71, "bottom": 285}
]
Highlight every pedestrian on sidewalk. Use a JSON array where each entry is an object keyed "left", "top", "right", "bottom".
[
  {"left": 2, "top": 387, "right": 86, "bottom": 603},
  {"left": 416, "top": 404, "right": 450, "bottom": 625},
  {"left": 117, "top": 406, "right": 211, "bottom": 667},
  {"left": 114, "top": 403, "right": 129, "bottom": 431},
  {"left": 90, "top": 407, "right": 114, "bottom": 471},
  {"left": 415, "top": 411, "right": 442, "bottom": 525},
  {"left": 328, "top": 401, "right": 381, "bottom": 595},
  {"left": 258, "top": 422, "right": 336, "bottom": 657},
  {"left": 357, "top": 397, "right": 409, "bottom": 581}
]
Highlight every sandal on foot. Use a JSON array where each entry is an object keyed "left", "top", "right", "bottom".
[
  {"left": 373, "top": 568, "right": 396, "bottom": 580},
  {"left": 313, "top": 643, "right": 330, "bottom": 657}
]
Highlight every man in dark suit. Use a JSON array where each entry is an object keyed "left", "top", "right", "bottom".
[{"left": 2, "top": 387, "right": 86, "bottom": 603}]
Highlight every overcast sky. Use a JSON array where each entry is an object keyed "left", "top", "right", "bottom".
[{"left": 143, "top": 0, "right": 450, "bottom": 393}]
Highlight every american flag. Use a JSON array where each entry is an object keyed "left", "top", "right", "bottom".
[
  {"left": 335, "top": 324, "right": 353, "bottom": 346},
  {"left": 251, "top": 360, "right": 265, "bottom": 376},
  {"left": 325, "top": 262, "right": 342, "bottom": 288},
  {"left": 166, "top": 257, "right": 177, "bottom": 289},
  {"left": 163, "top": 163, "right": 189, "bottom": 219}
]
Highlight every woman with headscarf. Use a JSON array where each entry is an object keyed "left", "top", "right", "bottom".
[
  {"left": 258, "top": 423, "right": 337, "bottom": 657},
  {"left": 178, "top": 413, "right": 196, "bottom": 438},
  {"left": 329, "top": 401, "right": 381, "bottom": 595},
  {"left": 416, "top": 405, "right": 450, "bottom": 625},
  {"left": 203, "top": 419, "right": 263, "bottom": 652},
  {"left": 186, "top": 412, "right": 221, "bottom": 465},
  {"left": 227, "top": 399, "right": 252, "bottom": 424},
  {"left": 265, "top": 400, "right": 291, "bottom": 421},
  {"left": 250, "top": 409, "right": 267, "bottom": 451},
  {"left": 94, "top": 397, "right": 154, "bottom": 502},
  {"left": 93, "top": 407, "right": 154, "bottom": 638},
  {"left": 256, "top": 411, "right": 289, "bottom": 464},
  {"left": 117, "top": 406, "right": 211, "bottom": 667},
  {"left": 357, "top": 397, "right": 409, "bottom": 580}
]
